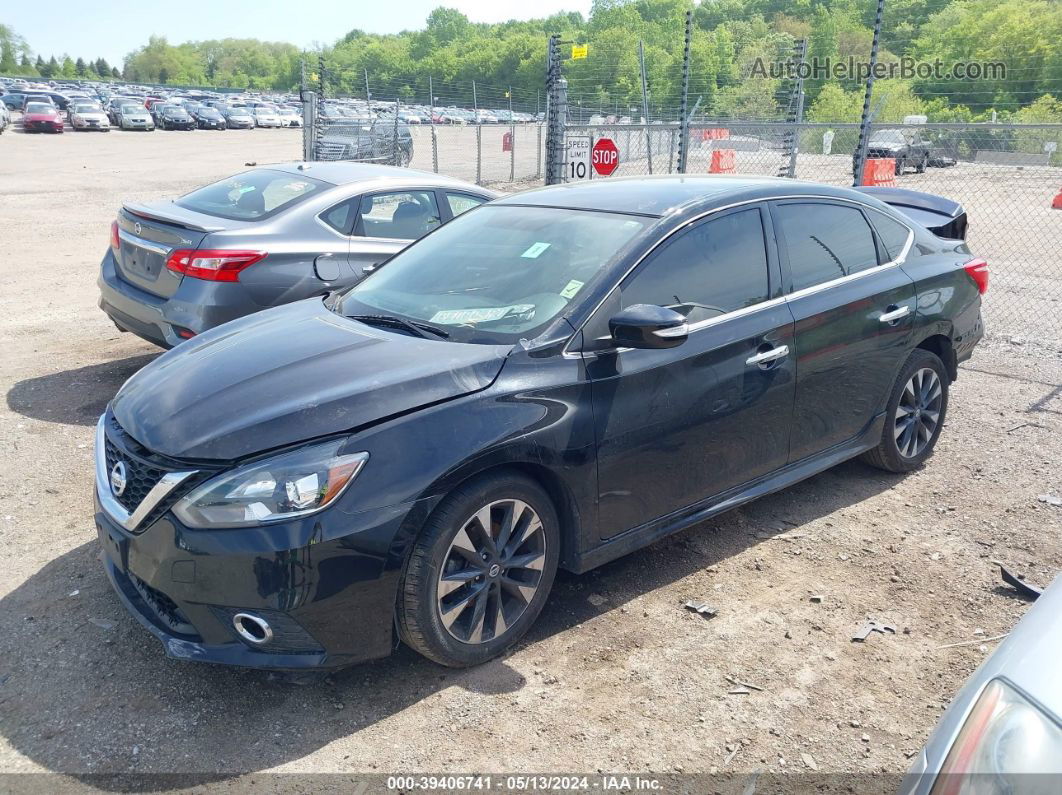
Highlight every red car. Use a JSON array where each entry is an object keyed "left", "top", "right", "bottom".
[{"left": 22, "top": 101, "right": 64, "bottom": 133}]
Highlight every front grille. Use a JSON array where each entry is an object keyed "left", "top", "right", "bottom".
[
  {"left": 104, "top": 435, "right": 164, "bottom": 514},
  {"left": 102, "top": 415, "right": 211, "bottom": 529}
]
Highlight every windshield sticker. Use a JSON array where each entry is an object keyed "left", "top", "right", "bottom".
[
  {"left": 430, "top": 305, "right": 534, "bottom": 325},
  {"left": 559, "top": 279, "right": 584, "bottom": 299},
  {"left": 520, "top": 242, "right": 551, "bottom": 259}
]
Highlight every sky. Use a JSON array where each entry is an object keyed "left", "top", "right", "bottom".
[{"left": 7, "top": 0, "right": 595, "bottom": 69}]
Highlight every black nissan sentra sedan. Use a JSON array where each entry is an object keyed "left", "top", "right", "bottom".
[{"left": 94, "top": 176, "right": 987, "bottom": 670}]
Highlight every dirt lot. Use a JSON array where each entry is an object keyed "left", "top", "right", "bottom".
[{"left": 1, "top": 126, "right": 1061, "bottom": 789}]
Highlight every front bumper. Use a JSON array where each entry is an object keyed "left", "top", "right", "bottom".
[{"left": 94, "top": 472, "right": 418, "bottom": 670}]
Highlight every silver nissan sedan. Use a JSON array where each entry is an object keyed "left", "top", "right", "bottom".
[{"left": 98, "top": 163, "right": 497, "bottom": 348}]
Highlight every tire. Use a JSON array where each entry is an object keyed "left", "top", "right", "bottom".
[
  {"left": 397, "top": 471, "right": 561, "bottom": 667},
  {"left": 916, "top": 154, "right": 929, "bottom": 173},
  {"left": 861, "top": 349, "right": 949, "bottom": 473},
  {"left": 894, "top": 158, "right": 905, "bottom": 175}
]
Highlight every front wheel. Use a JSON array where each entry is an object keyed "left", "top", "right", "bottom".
[
  {"left": 916, "top": 154, "right": 929, "bottom": 173},
  {"left": 861, "top": 349, "right": 949, "bottom": 472},
  {"left": 397, "top": 471, "right": 560, "bottom": 667},
  {"left": 894, "top": 158, "right": 905, "bottom": 175}
]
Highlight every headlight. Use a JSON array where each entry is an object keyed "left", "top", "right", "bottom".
[
  {"left": 933, "top": 679, "right": 1062, "bottom": 794},
  {"left": 172, "top": 440, "right": 368, "bottom": 528}
]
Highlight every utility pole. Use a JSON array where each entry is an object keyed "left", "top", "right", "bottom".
[
  {"left": 639, "top": 39, "right": 653, "bottom": 174},
  {"left": 853, "top": 0, "right": 886, "bottom": 186},
  {"left": 364, "top": 68, "right": 370, "bottom": 103}
]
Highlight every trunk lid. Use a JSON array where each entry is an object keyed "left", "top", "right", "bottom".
[{"left": 114, "top": 202, "right": 228, "bottom": 298}]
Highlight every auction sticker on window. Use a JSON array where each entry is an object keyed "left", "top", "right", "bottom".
[
  {"left": 430, "top": 305, "right": 534, "bottom": 325},
  {"left": 521, "top": 242, "right": 551, "bottom": 259}
]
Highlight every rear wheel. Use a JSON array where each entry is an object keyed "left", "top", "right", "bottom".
[
  {"left": 894, "top": 157, "right": 906, "bottom": 175},
  {"left": 398, "top": 471, "right": 560, "bottom": 667},
  {"left": 861, "top": 349, "right": 949, "bottom": 472},
  {"left": 916, "top": 154, "right": 929, "bottom": 173}
]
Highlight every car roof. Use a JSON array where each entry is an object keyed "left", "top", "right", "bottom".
[
  {"left": 493, "top": 175, "right": 869, "bottom": 217},
  {"left": 268, "top": 162, "right": 498, "bottom": 194}
]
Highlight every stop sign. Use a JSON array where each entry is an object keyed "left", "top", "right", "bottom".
[{"left": 592, "top": 138, "right": 619, "bottom": 176}]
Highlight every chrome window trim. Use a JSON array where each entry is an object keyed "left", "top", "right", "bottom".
[
  {"left": 563, "top": 194, "right": 915, "bottom": 358},
  {"left": 95, "top": 415, "right": 198, "bottom": 533}
]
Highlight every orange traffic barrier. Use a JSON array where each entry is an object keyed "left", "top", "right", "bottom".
[
  {"left": 700, "top": 128, "right": 730, "bottom": 141},
  {"left": 1051, "top": 187, "right": 1062, "bottom": 209},
  {"left": 502, "top": 131, "right": 512, "bottom": 152},
  {"left": 861, "top": 158, "right": 897, "bottom": 187},
  {"left": 709, "top": 148, "right": 736, "bottom": 174}
]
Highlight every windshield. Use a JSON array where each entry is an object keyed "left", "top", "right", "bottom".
[
  {"left": 871, "top": 130, "right": 907, "bottom": 144},
  {"left": 26, "top": 102, "right": 52, "bottom": 114},
  {"left": 174, "top": 168, "right": 328, "bottom": 221},
  {"left": 336, "top": 205, "right": 652, "bottom": 345},
  {"left": 74, "top": 104, "right": 98, "bottom": 113},
  {"left": 199, "top": 107, "right": 221, "bottom": 117},
  {"left": 120, "top": 104, "right": 141, "bottom": 114}
]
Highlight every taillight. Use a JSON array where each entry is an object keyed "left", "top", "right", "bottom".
[
  {"left": 110, "top": 220, "right": 120, "bottom": 252},
  {"left": 166, "top": 249, "right": 267, "bottom": 282},
  {"left": 963, "top": 258, "right": 989, "bottom": 294}
]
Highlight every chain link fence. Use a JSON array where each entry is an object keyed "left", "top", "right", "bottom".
[{"left": 556, "top": 119, "right": 1062, "bottom": 346}]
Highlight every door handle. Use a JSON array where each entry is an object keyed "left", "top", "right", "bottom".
[
  {"left": 746, "top": 345, "right": 789, "bottom": 367},
  {"left": 879, "top": 305, "right": 911, "bottom": 324}
]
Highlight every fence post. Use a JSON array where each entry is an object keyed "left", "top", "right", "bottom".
[
  {"left": 364, "top": 68, "right": 371, "bottom": 103},
  {"left": 545, "top": 35, "right": 568, "bottom": 186},
  {"left": 473, "top": 81, "right": 482, "bottom": 184},
  {"left": 853, "top": 0, "right": 886, "bottom": 187},
  {"left": 536, "top": 122, "right": 543, "bottom": 179},
  {"left": 393, "top": 97, "right": 400, "bottom": 166},
  {"left": 676, "top": 10, "right": 692, "bottom": 174},
  {"left": 639, "top": 40, "right": 653, "bottom": 174},
  {"left": 429, "top": 75, "right": 438, "bottom": 173},
  {"left": 509, "top": 86, "right": 516, "bottom": 182},
  {"left": 300, "top": 60, "right": 314, "bottom": 161}
]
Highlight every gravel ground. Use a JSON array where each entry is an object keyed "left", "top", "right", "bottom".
[{"left": 1, "top": 124, "right": 1061, "bottom": 789}]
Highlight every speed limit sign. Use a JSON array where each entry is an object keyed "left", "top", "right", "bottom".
[{"left": 565, "top": 136, "right": 591, "bottom": 181}]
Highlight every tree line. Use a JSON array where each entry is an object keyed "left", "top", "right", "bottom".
[{"left": 2, "top": 0, "right": 1060, "bottom": 123}]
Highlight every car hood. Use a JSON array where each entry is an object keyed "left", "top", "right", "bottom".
[
  {"left": 24, "top": 112, "right": 58, "bottom": 121},
  {"left": 111, "top": 299, "right": 512, "bottom": 461}
]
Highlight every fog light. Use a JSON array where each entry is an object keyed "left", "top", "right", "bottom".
[{"left": 232, "top": 612, "right": 273, "bottom": 645}]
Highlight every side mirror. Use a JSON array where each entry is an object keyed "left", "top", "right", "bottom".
[{"left": 608, "top": 304, "right": 688, "bottom": 350}]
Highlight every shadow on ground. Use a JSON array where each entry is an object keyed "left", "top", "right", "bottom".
[
  {"left": 6, "top": 354, "right": 159, "bottom": 426},
  {"left": 0, "top": 457, "right": 901, "bottom": 787}
]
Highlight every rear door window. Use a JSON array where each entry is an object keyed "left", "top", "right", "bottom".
[
  {"left": 320, "top": 197, "right": 360, "bottom": 235},
  {"left": 867, "top": 209, "right": 912, "bottom": 262},
  {"left": 775, "top": 203, "right": 880, "bottom": 291},
  {"left": 355, "top": 191, "right": 441, "bottom": 240},
  {"left": 446, "top": 192, "right": 487, "bottom": 218}
]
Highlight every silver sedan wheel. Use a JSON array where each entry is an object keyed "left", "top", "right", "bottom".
[
  {"left": 437, "top": 499, "right": 547, "bottom": 644},
  {"left": 895, "top": 367, "right": 942, "bottom": 458}
]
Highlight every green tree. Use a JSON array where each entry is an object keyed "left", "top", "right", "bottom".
[
  {"left": 75, "top": 56, "right": 87, "bottom": 76},
  {"left": 60, "top": 55, "right": 75, "bottom": 77}
]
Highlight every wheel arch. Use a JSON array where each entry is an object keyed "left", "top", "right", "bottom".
[
  {"left": 915, "top": 333, "right": 957, "bottom": 381},
  {"left": 409, "top": 456, "right": 585, "bottom": 574}
]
